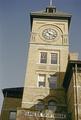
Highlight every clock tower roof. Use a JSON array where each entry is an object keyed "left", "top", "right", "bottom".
[{"left": 30, "top": 5, "right": 72, "bottom": 28}]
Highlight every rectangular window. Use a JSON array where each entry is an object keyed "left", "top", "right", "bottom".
[
  {"left": 48, "top": 75, "right": 57, "bottom": 89},
  {"left": 51, "top": 53, "right": 57, "bottom": 64},
  {"left": 38, "top": 74, "right": 46, "bottom": 87},
  {"left": 40, "top": 52, "right": 47, "bottom": 63},
  {"left": 9, "top": 111, "right": 16, "bottom": 120}
]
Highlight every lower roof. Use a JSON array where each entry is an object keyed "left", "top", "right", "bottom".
[{"left": 2, "top": 87, "right": 23, "bottom": 98}]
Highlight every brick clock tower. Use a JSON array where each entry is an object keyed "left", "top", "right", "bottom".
[{"left": 17, "top": 4, "right": 71, "bottom": 120}]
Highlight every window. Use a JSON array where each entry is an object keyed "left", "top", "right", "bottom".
[
  {"left": 9, "top": 111, "right": 16, "bottom": 120},
  {"left": 48, "top": 100, "right": 57, "bottom": 111},
  {"left": 36, "top": 100, "right": 45, "bottom": 110},
  {"left": 51, "top": 53, "right": 57, "bottom": 64},
  {"left": 48, "top": 75, "right": 57, "bottom": 89},
  {"left": 40, "top": 52, "right": 47, "bottom": 63},
  {"left": 38, "top": 74, "right": 46, "bottom": 87}
]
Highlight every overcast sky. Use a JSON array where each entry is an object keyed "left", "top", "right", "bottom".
[{"left": 0, "top": 0, "right": 81, "bottom": 112}]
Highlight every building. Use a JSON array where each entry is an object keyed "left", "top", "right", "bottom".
[
  {"left": 1, "top": 3, "right": 81, "bottom": 120},
  {"left": 17, "top": 4, "right": 71, "bottom": 120},
  {"left": 63, "top": 60, "right": 81, "bottom": 120},
  {"left": 1, "top": 88, "right": 23, "bottom": 120}
]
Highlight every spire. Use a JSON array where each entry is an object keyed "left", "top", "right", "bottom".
[{"left": 49, "top": 0, "right": 53, "bottom": 6}]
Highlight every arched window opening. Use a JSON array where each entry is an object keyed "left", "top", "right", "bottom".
[
  {"left": 48, "top": 100, "right": 57, "bottom": 111},
  {"left": 35, "top": 99, "right": 45, "bottom": 111}
]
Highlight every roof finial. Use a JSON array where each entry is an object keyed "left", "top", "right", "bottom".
[{"left": 50, "top": 0, "right": 53, "bottom": 6}]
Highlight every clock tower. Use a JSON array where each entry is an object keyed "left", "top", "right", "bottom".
[{"left": 19, "top": 4, "right": 71, "bottom": 120}]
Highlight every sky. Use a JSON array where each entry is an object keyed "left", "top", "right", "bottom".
[{"left": 0, "top": 0, "right": 81, "bottom": 112}]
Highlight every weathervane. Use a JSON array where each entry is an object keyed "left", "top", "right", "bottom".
[{"left": 50, "top": 0, "right": 53, "bottom": 6}]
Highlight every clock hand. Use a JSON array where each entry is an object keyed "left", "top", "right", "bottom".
[
  {"left": 48, "top": 31, "right": 53, "bottom": 35},
  {"left": 46, "top": 32, "right": 50, "bottom": 36}
]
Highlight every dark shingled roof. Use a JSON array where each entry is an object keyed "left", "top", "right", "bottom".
[{"left": 2, "top": 87, "right": 23, "bottom": 98}]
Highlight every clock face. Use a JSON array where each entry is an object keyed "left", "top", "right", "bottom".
[
  {"left": 39, "top": 24, "right": 60, "bottom": 42},
  {"left": 42, "top": 28, "right": 57, "bottom": 40}
]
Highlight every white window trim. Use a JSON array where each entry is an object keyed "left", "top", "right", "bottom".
[
  {"left": 37, "top": 74, "right": 46, "bottom": 88},
  {"left": 51, "top": 53, "right": 58, "bottom": 64},
  {"left": 39, "top": 51, "right": 47, "bottom": 64},
  {"left": 50, "top": 52, "right": 59, "bottom": 65}
]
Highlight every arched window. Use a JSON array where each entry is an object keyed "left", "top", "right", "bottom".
[
  {"left": 48, "top": 100, "right": 57, "bottom": 111},
  {"left": 35, "top": 99, "right": 45, "bottom": 110}
]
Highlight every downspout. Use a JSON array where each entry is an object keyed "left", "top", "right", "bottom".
[{"left": 75, "top": 63, "right": 78, "bottom": 120}]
